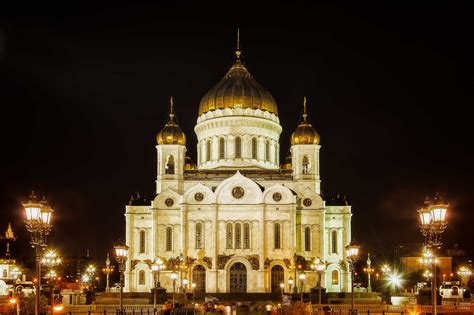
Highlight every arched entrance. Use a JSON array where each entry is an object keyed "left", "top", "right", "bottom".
[
  {"left": 271, "top": 265, "right": 284, "bottom": 293},
  {"left": 192, "top": 265, "right": 206, "bottom": 293},
  {"left": 230, "top": 262, "right": 247, "bottom": 292}
]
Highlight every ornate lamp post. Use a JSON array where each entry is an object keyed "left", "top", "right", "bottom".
[
  {"left": 170, "top": 272, "right": 178, "bottom": 308},
  {"left": 418, "top": 194, "right": 448, "bottom": 315},
  {"left": 312, "top": 258, "right": 326, "bottom": 305},
  {"left": 191, "top": 283, "right": 196, "bottom": 306},
  {"left": 346, "top": 240, "right": 360, "bottom": 315},
  {"left": 458, "top": 267, "right": 472, "bottom": 289},
  {"left": 182, "top": 278, "right": 189, "bottom": 306},
  {"left": 151, "top": 259, "right": 164, "bottom": 311},
  {"left": 288, "top": 277, "right": 294, "bottom": 296},
  {"left": 42, "top": 250, "right": 61, "bottom": 315},
  {"left": 363, "top": 254, "right": 374, "bottom": 292},
  {"left": 298, "top": 273, "right": 306, "bottom": 302},
  {"left": 114, "top": 241, "right": 129, "bottom": 314},
  {"left": 381, "top": 264, "right": 391, "bottom": 275},
  {"left": 280, "top": 283, "right": 285, "bottom": 302},
  {"left": 102, "top": 253, "right": 114, "bottom": 292},
  {"left": 22, "top": 192, "right": 54, "bottom": 315}
]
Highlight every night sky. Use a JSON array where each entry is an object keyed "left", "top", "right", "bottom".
[{"left": 1, "top": 1, "right": 473, "bottom": 265}]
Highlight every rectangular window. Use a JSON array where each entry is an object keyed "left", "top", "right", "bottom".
[
  {"left": 166, "top": 227, "right": 172, "bottom": 252},
  {"left": 304, "top": 227, "right": 311, "bottom": 251},
  {"left": 235, "top": 223, "right": 242, "bottom": 249},
  {"left": 243, "top": 223, "right": 250, "bottom": 249},
  {"left": 226, "top": 223, "right": 233, "bottom": 249},
  {"left": 274, "top": 223, "right": 281, "bottom": 249}
]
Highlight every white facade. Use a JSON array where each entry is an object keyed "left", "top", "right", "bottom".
[{"left": 124, "top": 49, "right": 353, "bottom": 294}]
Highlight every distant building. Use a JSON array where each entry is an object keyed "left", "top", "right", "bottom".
[
  {"left": 400, "top": 256, "right": 452, "bottom": 275},
  {"left": 60, "top": 256, "right": 93, "bottom": 282}
]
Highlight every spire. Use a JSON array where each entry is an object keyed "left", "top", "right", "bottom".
[
  {"left": 5, "top": 223, "right": 15, "bottom": 240},
  {"left": 169, "top": 96, "right": 175, "bottom": 119},
  {"left": 235, "top": 28, "right": 242, "bottom": 60},
  {"left": 302, "top": 96, "right": 309, "bottom": 123}
]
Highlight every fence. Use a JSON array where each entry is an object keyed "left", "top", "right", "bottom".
[{"left": 63, "top": 304, "right": 474, "bottom": 315}]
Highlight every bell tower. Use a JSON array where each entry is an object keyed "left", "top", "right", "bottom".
[
  {"left": 290, "top": 97, "right": 321, "bottom": 193},
  {"left": 156, "top": 97, "right": 187, "bottom": 194}
]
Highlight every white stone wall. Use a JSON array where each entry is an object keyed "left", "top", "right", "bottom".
[
  {"left": 195, "top": 108, "right": 282, "bottom": 169},
  {"left": 125, "top": 171, "right": 352, "bottom": 293}
]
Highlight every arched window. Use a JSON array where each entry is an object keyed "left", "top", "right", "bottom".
[
  {"left": 274, "top": 223, "right": 281, "bottom": 249},
  {"left": 2, "top": 270, "right": 7, "bottom": 278},
  {"left": 166, "top": 227, "right": 173, "bottom": 252},
  {"left": 226, "top": 223, "right": 233, "bottom": 249},
  {"left": 206, "top": 139, "right": 211, "bottom": 162},
  {"left": 275, "top": 144, "right": 279, "bottom": 165},
  {"left": 235, "top": 223, "right": 242, "bottom": 249},
  {"left": 304, "top": 227, "right": 311, "bottom": 251},
  {"left": 139, "top": 230, "right": 146, "bottom": 253},
  {"left": 302, "top": 156, "right": 310, "bottom": 174},
  {"left": 265, "top": 140, "right": 270, "bottom": 162},
  {"left": 235, "top": 137, "right": 242, "bottom": 158},
  {"left": 243, "top": 223, "right": 250, "bottom": 249},
  {"left": 332, "top": 270, "right": 339, "bottom": 285},
  {"left": 196, "top": 223, "right": 203, "bottom": 249},
  {"left": 331, "top": 230, "right": 338, "bottom": 254},
  {"left": 138, "top": 270, "right": 145, "bottom": 285},
  {"left": 219, "top": 138, "right": 225, "bottom": 159},
  {"left": 251, "top": 138, "right": 257, "bottom": 159},
  {"left": 165, "top": 155, "right": 175, "bottom": 174}
]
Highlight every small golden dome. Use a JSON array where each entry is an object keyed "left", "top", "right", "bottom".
[
  {"left": 156, "top": 97, "right": 186, "bottom": 145},
  {"left": 198, "top": 30, "right": 278, "bottom": 116},
  {"left": 290, "top": 97, "right": 320, "bottom": 145},
  {"left": 184, "top": 155, "right": 196, "bottom": 170},
  {"left": 281, "top": 152, "right": 292, "bottom": 170}
]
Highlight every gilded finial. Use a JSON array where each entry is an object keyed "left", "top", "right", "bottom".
[
  {"left": 236, "top": 28, "right": 241, "bottom": 59},
  {"left": 169, "top": 96, "right": 175, "bottom": 118},
  {"left": 302, "top": 96, "right": 308, "bottom": 122}
]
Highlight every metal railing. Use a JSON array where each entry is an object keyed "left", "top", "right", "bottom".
[
  {"left": 310, "top": 304, "right": 474, "bottom": 315},
  {"left": 64, "top": 304, "right": 162, "bottom": 314}
]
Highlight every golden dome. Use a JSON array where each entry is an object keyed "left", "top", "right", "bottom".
[
  {"left": 281, "top": 152, "right": 292, "bottom": 170},
  {"left": 290, "top": 97, "right": 320, "bottom": 145},
  {"left": 198, "top": 30, "right": 278, "bottom": 116},
  {"left": 156, "top": 97, "right": 186, "bottom": 145}
]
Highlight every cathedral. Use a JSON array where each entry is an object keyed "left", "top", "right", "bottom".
[{"left": 124, "top": 35, "right": 353, "bottom": 294}]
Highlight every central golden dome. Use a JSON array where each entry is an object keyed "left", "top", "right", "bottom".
[{"left": 198, "top": 39, "right": 278, "bottom": 116}]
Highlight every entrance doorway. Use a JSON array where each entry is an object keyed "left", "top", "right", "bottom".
[
  {"left": 192, "top": 265, "right": 206, "bottom": 293},
  {"left": 271, "top": 265, "right": 284, "bottom": 293},
  {"left": 229, "top": 262, "right": 247, "bottom": 292}
]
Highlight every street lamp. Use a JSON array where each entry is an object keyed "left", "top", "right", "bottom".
[
  {"left": 102, "top": 253, "right": 114, "bottom": 292},
  {"left": 183, "top": 278, "right": 189, "bottom": 306},
  {"left": 381, "top": 264, "right": 391, "bottom": 275},
  {"left": 418, "top": 194, "right": 448, "bottom": 315},
  {"left": 151, "top": 259, "right": 164, "bottom": 311},
  {"left": 280, "top": 283, "right": 285, "bottom": 302},
  {"left": 387, "top": 273, "right": 403, "bottom": 294},
  {"left": 191, "top": 283, "right": 196, "bottom": 306},
  {"left": 288, "top": 277, "right": 294, "bottom": 296},
  {"left": 363, "top": 254, "right": 374, "bottom": 292},
  {"left": 23, "top": 192, "right": 54, "bottom": 315},
  {"left": 298, "top": 273, "right": 306, "bottom": 302},
  {"left": 114, "top": 241, "right": 129, "bottom": 314},
  {"left": 312, "top": 258, "right": 326, "bottom": 305},
  {"left": 170, "top": 272, "right": 178, "bottom": 308},
  {"left": 346, "top": 240, "right": 360, "bottom": 315}
]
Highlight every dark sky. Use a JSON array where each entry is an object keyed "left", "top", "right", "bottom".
[{"left": 1, "top": 1, "right": 473, "bottom": 265}]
